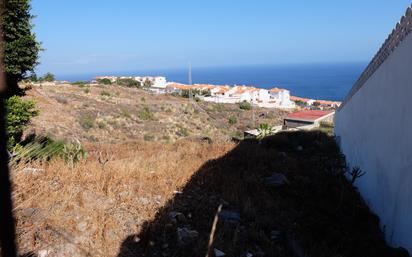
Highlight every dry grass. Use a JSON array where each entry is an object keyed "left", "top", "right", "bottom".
[{"left": 12, "top": 140, "right": 234, "bottom": 257}]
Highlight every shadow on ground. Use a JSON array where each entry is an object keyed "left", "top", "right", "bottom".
[{"left": 117, "top": 131, "right": 409, "bottom": 257}]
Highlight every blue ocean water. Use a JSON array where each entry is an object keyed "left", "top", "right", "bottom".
[{"left": 59, "top": 62, "right": 366, "bottom": 101}]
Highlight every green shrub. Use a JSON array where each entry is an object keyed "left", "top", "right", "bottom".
[
  {"left": 78, "top": 114, "right": 95, "bottom": 130},
  {"left": 62, "top": 141, "right": 87, "bottom": 166},
  {"left": 96, "top": 121, "right": 107, "bottom": 129},
  {"left": 5, "top": 96, "right": 39, "bottom": 150},
  {"left": 117, "top": 78, "right": 140, "bottom": 88},
  {"left": 144, "top": 134, "right": 155, "bottom": 141},
  {"left": 84, "top": 88, "right": 90, "bottom": 94},
  {"left": 101, "top": 90, "right": 112, "bottom": 97},
  {"left": 120, "top": 108, "right": 131, "bottom": 118},
  {"left": 71, "top": 81, "right": 88, "bottom": 87},
  {"left": 176, "top": 125, "right": 189, "bottom": 137},
  {"left": 97, "top": 78, "right": 112, "bottom": 85},
  {"left": 239, "top": 101, "right": 252, "bottom": 110},
  {"left": 228, "top": 116, "right": 237, "bottom": 125},
  {"left": 138, "top": 107, "right": 153, "bottom": 120}
]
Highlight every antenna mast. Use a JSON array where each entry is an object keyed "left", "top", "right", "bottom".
[{"left": 188, "top": 62, "right": 192, "bottom": 85}]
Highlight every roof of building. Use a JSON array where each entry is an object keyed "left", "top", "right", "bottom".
[
  {"left": 285, "top": 110, "right": 334, "bottom": 122},
  {"left": 269, "top": 87, "right": 287, "bottom": 93},
  {"left": 315, "top": 100, "right": 342, "bottom": 106},
  {"left": 290, "top": 96, "right": 313, "bottom": 102}
]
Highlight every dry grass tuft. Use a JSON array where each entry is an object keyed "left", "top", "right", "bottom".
[{"left": 12, "top": 140, "right": 234, "bottom": 257}]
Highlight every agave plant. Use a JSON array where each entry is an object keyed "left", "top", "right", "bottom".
[
  {"left": 62, "top": 140, "right": 87, "bottom": 167},
  {"left": 257, "top": 123, "right": 277, "bottom": 140}
]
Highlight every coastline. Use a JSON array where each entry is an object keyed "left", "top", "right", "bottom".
[{"left": 52, "top": 63, "right": 366, "bottom": 101}]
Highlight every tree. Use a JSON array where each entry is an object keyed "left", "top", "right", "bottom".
[
  {"left": 97, "top": 78, "right": 112, "bottom": 85},
  {"left": 5, "top": 96, "right": 39, "bottom": 149},
  {"left": 143, "top": 78, "right": 153, "bottom": 88},
  {"left": 41, "top": 72, "right": 55, "bottom": 82},
  {"left": 2, "top": 0, "right": 41, "bottom": 92}
]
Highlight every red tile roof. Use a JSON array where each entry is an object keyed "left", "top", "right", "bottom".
[{"left": 286, "top": 110, "right": 334, "bottom": 121}]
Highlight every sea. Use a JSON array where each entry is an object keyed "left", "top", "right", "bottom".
[{"left": 58, "top": 62, "right": 366, "bottom": 101}]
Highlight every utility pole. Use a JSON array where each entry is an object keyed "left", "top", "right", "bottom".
[{"left": 188, "top": 62, "right": 193, "bottom": 100}]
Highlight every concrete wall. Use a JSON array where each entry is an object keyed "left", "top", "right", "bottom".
[{"left": 335, "top": 32, "right": 412, "bottom": 251}]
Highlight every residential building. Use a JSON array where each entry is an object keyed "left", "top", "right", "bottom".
[{"left": 283, "top": 110, "right": 334, "bottom": 129}]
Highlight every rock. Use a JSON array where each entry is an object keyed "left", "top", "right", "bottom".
[
  {"left": 214, "top": 248, "right": 226, "bottom": 257},
  {"left": 38, "top": 249, "right": 50, "bottom": 257},
  {"left": 177, "top": 227, "right": 199, "bottom": 245},
  {"left": 246, "top": 253, "right": 253, "bottom": 257},
  {"left": 77, "top": 221, "right": 88, "bottom": 232},
  {"left": 138, "top": 197, "right": 151, "bottom": 205},
  {"left": 168, "top": 211, "right": 187, "bottom": 223},
  {"left": 21, "top": 208, "right": 38, "bottom": 218},
  {"left": 265, "top": 173, "right": 289, "bottom": 187},
  {"left": 23, "top": 167, "right": 44, "bottom": 174},
  {"left": 219, "top": 210, "right": 240, "bottom": 223}
]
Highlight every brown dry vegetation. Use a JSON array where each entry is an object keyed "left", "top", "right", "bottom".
[
  {"left": 12, "top": 132, "right": 409, "bottom": 257},
  {"left": 23, "top": 83, "right": 287, "bottom": 143},
  {"left": 13, "top": 140, "right": 234, "bottom": 257},
  {"left": 10, "top": 84, "right": 409, "bottom": 257}
]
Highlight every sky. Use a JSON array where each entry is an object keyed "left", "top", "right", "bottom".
[{"left": 31, "top": 0, "right": 412, "bottom": 76}]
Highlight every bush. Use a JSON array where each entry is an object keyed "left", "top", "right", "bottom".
[
  {"left": 228, "top": 116, "right": 237, "bottom": 125},
  {"left": 5, "top": 96, "right": 39, "bottom": 150},
  {"left": 97, "top": 78, "right": 112, "bottom": 85},
  {"left": 176, "top": 125, "right": 189, "bottom": 137},
  {"left": 78, "top": 114, "right": 95, "bottom": 130},
  {"left": 138, "top": 107, "right": 154, "bottom": 120},
  {"left": 101, "top": 91, "right": 112, "bottom": 97},
  {"left": 144, "top": 134, "right": 155, "bottom": 141},
  {"left": 41, "top": 72, "right": 55, "bottom": 82},
  {"left": 55, "top": 95, "right": 68, "bottom": 104},
  {"left": 239, "top": 101, "right": 252, "bottom": 110},
  {"left": 117, "top": 78, "right": 141, "bottom": 88},
  {"left": 71, "top": 81, "right": 88, "bottom": 87}
]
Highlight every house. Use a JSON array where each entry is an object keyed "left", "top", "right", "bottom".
[
  {"left": 134, "top": 76, "right": 167, "bottom": 88},
  {"left": 269, "top": 88, "right": 295, "bottom": 108},
  {"left": 290, "top": 96, "right": 315, "bottom": 106},
  {"left": 165, "top": 83, "right": 191, "bottom": 94},
  {"left": 314, "top": 99, "right": 341, "bottom": 109},
  {"left": 283, "top": 110, "right": 334, "bottom": 129}
]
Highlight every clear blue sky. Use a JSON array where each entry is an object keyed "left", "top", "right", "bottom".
[{"left": 32, "top": 0, "right": 412, "bottom": 76}]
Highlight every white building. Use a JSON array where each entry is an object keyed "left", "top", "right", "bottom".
[{"left": 268, "top": 88, "right": 295, "bottom": 108}]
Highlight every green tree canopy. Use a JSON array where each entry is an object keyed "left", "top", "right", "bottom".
[
  {"left": 2, "top": 0, "right": 41, "bottom": 90},
  {"left": 41, "top": 72, "right": 55, "bottom": 82}
]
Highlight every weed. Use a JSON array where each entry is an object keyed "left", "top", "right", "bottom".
[
  {"left": 78, "top": 114, "right": 95, "bottom": 130},
  {"left": 143, "top": 134, "right": 155, "bottom": 141},
  {"left": 119, "top": 108, "right": 131, "bottom": 119},
  {"left": 228, "top": 116, "right": 237, "bottom": 125},
  {"left": 239, "top": 101, "right": 252, "bottom": 110},
  {"left": 54, "top": 95, "right": 68, "bottom": 104},
  {"left": 101, "top": 91, "right": 112, "bottom": 97},
  {"left": 138, "top": 107, "right": 153, "bottom": 120}
]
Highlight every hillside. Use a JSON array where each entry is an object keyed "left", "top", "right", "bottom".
[
  {"left": 23, "top": 83, "right": 288, "bottom": 143},
  {"left": 9, "top": 84, "right": 409, "bottom": 257}
]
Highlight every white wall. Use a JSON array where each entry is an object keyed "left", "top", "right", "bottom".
[{"left": 335, "top": 33, "right": 412, "bottom": 252}]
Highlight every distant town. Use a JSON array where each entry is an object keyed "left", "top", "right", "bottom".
[{"left": 93, "top": 75, "right": 342, "bottom": 110}]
